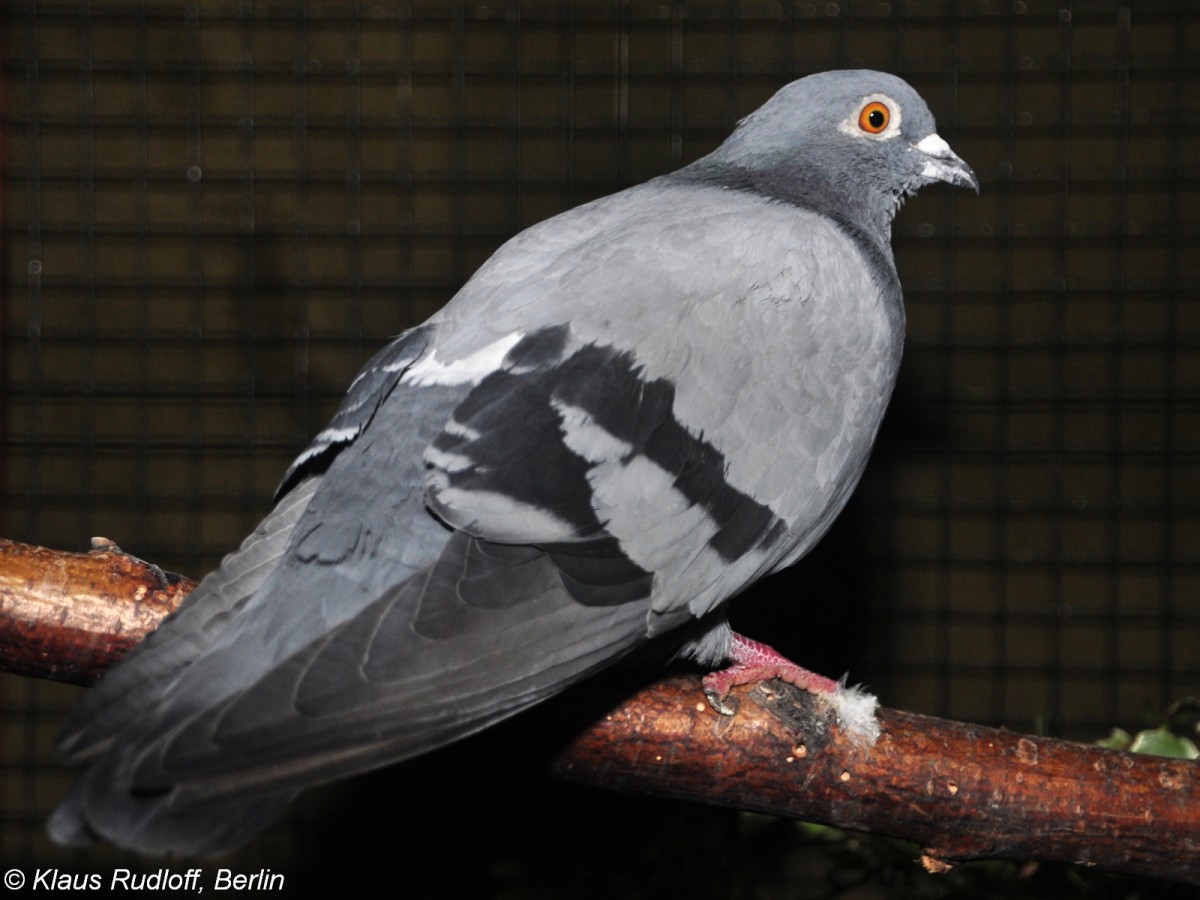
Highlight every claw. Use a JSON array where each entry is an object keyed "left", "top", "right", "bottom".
[
  {"left": 699, "top": 632, "right": 881, "bottom": 744},
  {"left": 704, "top": 687, "right": 738, "bottom": 717}
]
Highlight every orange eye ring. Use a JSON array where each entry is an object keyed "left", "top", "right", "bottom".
[{"left": 858, "top": 101, "right": 890, "bottom": 134}]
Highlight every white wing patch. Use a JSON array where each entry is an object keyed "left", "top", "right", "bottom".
[
  {"left": 552, "top": 400, "right": 634, "bottom": 463},
  {"left": 285, "top": 426, "right": 362, "bottom": 473},
  {"left": 425, "top": 481, "right": 579, "bottom": 544},
  {"left": 402, "top": 332, "right": 525, "bottom": 386},
  {"left": 443, "top": 418, "right": 482, "bottom": 441},
  {"left": 552, "top": 401, "right": 771, "bottom": 619},
  {"left": 312, "top": 425, "right": 359, "bottom": 444},
  {"left": 422, "top": 446, "right": 474, "bottom": 474}
]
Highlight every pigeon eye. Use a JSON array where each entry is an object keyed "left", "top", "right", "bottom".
[{"left": 858, "top": 101, "right": 890, "bottom": 134}]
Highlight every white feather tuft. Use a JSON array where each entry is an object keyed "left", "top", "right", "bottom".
[{"left": 827, "top": 680, "right": 881, "bottom": 746}]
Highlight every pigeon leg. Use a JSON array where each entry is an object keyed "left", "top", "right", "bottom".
[
  {"left": 702, "top": 632, "right": 881, "bottom": 744},
  {"left": 702, "top": 632, "right": 839, "bottom": 712}
]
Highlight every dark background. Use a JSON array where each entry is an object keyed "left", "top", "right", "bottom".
[{"left": 1, "top": 1, "right": 1197, "bottom": 896}]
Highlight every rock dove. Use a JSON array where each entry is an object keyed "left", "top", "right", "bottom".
[{"left": 49, "top": 69, "right": 977, "bottom": 855}]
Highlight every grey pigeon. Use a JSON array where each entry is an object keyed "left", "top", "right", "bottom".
[{"left": 49, "top": 70, "right": 977, "bottom": 855}]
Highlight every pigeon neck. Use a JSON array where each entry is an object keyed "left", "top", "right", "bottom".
[{"left": 665, "top": 158, "right": 899, "bottom": 279}]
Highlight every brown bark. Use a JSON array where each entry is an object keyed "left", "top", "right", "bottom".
[
  {"left": 1, "top": 536, "right": 1197, "bottom": 884},
  {"left": 552, "top": 677, "right": 1200, "bottom": 884},
  {"left": 0, "top": 537, "right": 194, "bottom": 685}
]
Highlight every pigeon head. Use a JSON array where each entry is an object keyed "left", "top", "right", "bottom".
[{"left": 680, "top": 70, "right": 978, "bottom": 246}]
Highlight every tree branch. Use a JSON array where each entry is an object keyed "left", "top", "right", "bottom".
[
  {"left": 0, "top": 537, "right": 195, "bottom": 685},
  {"left": 1, "top": 537, "right": 1197, "bottom": 884}
]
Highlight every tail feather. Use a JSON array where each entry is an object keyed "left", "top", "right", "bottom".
[
  {"left": 56, "top": 477, "right": 321, "bottom": 763},
  {"left": 48, "top": 756, "right": 297, "bottom": 857}
]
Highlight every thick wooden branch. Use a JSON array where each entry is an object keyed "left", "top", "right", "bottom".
[
  {"left": 0, "top": 538, "right": 195, "bottom": 685},
  {"left": 1, "top": 537, "right": 1197, "bottom": 884}
]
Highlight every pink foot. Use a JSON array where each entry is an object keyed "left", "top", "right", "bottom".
[
  {"left": 702, "top": 633, "right": 840, "bottom": 713},
  {"left": 702, "top": 632, "right": 881, "bottom": 744}
]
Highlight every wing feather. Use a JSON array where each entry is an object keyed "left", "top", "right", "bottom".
[{"left": 52, "top": 320, "right": 789, "bottom": 854}]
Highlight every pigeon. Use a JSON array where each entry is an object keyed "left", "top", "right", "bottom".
[{"left": 49, "top": 69, "right": 977, "bottom": 855}]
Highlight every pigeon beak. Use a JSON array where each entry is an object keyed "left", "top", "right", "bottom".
[{"left": 913, "top": 133, "right": 979, "bottom": 193}]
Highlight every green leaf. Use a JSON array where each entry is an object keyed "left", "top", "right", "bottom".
[
  {"left": 1128, "top": 727, "right": 1200, "bottom": 760},
  {"left": 1095, "top": 727, "right": 1132, "bottom": 751}
]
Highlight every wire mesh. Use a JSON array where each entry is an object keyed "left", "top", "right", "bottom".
[{"left": 1, "top": 0, "right": 1197, "bottom": 889}]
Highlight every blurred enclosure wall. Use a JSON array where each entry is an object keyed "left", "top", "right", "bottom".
[{"left": 1, "top": 0, "right": 1197, "bottom": 876}]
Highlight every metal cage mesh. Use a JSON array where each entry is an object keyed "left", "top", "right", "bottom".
[{"left": 1, "top": 0, "right": 1197, "bottom": 887}]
